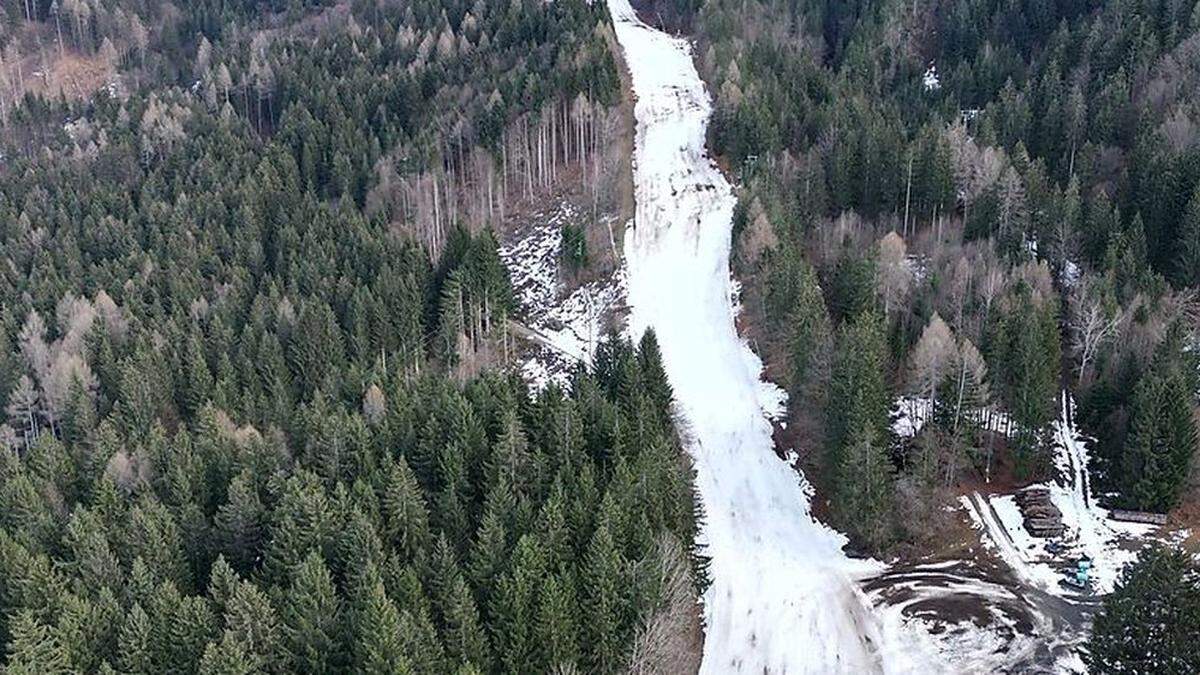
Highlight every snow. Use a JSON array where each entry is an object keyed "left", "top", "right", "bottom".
[
  {"left": 1061, "top": 259, "right": 1081, "bottom": 288},
  {"left": 608, "top": 1, "right": 951, "bottom": 671},
  {"left": 891, "top": 396, "right": 1016, "bottom": 440},
  {"left": 498, "top": 202, "right": 627, "bottom": 389},
  {"left": 962, "top": 396, "right": 1161, "bottom": 598},
  {"left": 923, "top": 64, "right": 941, "bottom": 92}
]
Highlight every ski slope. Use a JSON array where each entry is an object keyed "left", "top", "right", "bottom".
[{"left": 607, "top": 2, "right": 948, "bottom": 671}]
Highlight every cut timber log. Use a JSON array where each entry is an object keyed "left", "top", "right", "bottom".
[
  {"left": 1015, "top": 486, "right": 1063, "bottom": 538},
  {"left": 1108, "top": 509, "right": 1167, "bottom": 526}
]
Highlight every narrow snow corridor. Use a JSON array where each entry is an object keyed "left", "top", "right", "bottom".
[{"left": 607, "top": 2, "right": 946, "bottom": 672}]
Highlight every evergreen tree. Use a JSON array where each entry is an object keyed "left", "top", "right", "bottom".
[
  {"left": 1120, "top": 351, "right": 1198, "bottom": 512},
  {"left": 115, "top": 604, "right": 154, "bottom": 674},
  {"left": 281, "top": 551, "right": 342, "bottom": 674},
  {"left": 351, "top": 568, "right": 412, "bottom": 675},
  {"left": 535, "top": 572, "right": 580, "bottom": 671},
  {"left": 826, "top": 311, "right": 894, "bottom": 547},
  {"left": 213, "top": 469, "right": 264, "bottom": 574},
  {"left": 581, "top": 524, "right": 625, "bottom": 673},
  {"left": 1086, "top": 546, "right": 1200, "bottom": 673},
  {"left": 1175, "top": 181, "right": 1200, "bottom": 288},
  {"left": 440, "top": 575, "right": 490, "bottom": 671},
  {"left": 4, "top": 609, "right": 70, "bottom": 675},
  {"left": 378, "top": 456, "right": 431, "bottom": 562},
  {"left": 219, "top": 581, "right": 282, "bottom": 671}
]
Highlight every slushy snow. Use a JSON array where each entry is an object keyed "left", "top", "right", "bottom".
[{"left": 608, "top": 2, "right": 950, "bottom": 671}]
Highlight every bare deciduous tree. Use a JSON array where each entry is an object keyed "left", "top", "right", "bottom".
[
  {"left": 909, "top": 313, "right": 957, "bottom": 412},
  {"left": 362, "top": 384, "right": 386, "bottom": 425},
  {"left": 1069, "top": 277, "right": 1121, "bottom": 382},
  {"left": 877, "top": 231, "right": 911, "bottom": 318}
]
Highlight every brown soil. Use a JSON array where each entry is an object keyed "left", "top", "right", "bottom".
[{"left": 1168, "top": 494, "right": 1200, "bottom": 552}]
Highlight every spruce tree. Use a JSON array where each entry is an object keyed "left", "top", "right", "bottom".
[
  {"left": 535, "top": 572, "right": 580, "bottom": 671},
  {"left": 4, "top": 609, "right": 70, "bottom": 675},
  {"left": 116, "top": 604, "right": 154, "bottom": 675},
  {"left": 213, "top": 469, "right": 264, "bottom": 573},
  {"left": 440, "top": 575, "right": 491, "bottom": 671},
  {"left": 351, "top": 568, "right": 412, "bottom": 675},
  {"left": 281, "top": 551, "right": 342, "bottom": 674},
  {"left": 488, "top": 535, "right": 544, "bottom": 674},
  {"left": 1176, "top": 181, "right": 1200, "bottom": 288},
  {"left": 198, "top": 633, "right": 256, "bottom": 675},
  {"left": 1086, "top": 546, "right": 1200, "bottom": 673},
  {"left": 378, "top": 456, "right": 432, "bottom": 562},
  {"left": 219, "top": 580, "right": 282, "bottom": 671},
  {"left": 826, "top": 311, "right": 893, "bottom": 545},
  {"left": 1121, "top": 355, "right": 1198, "bottom": 512},
  {"left": 581, "top": 524, "right": 625, "bottom": 674}
]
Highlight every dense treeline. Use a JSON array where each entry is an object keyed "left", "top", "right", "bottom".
[
  {"left": 0, "top": 0, "right": 702, "bottom": 672},
  {"left": 684, "top": 0, "right": 1200, "bottom": 550},
  {"left": 0, "top": 331, "right": 701, "bottom": 673},
  {"left": 3, "top": 0, "right": 622, "bottom": 253}
]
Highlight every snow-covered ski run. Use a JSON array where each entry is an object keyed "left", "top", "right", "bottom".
[{"left": 606, "top": 1, "right": 950, "bottom": 672}]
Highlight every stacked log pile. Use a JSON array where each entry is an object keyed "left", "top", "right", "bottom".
[{"left": 1015, "top": 487, "right": 1064, "bottom": 538}]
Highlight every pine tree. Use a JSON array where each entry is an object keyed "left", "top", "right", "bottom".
[
  {"left": 378, "top": 456, "right": 431, "bottom": 562},
  {"left": 581, "top": 524, "right": 625, "bottom": 674},
  {"left": 281, "top": 551, "right": 342, "bottom": 674},
  {"left": 1086, "top": 546, "right": 1200, "bottom": 672},
  {"left": 4, "top": 609, "right": 70, "bottom": 675}
]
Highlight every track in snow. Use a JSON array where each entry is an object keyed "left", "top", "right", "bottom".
[{"left": 607, "top": 2, "right": 952, "bottom": 671}]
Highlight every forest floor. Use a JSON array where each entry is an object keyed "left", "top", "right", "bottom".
[{"left": 2, "top": 21, "right": 116, "bottom": 106}]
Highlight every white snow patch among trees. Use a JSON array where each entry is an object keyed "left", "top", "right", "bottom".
[{"left": 498, "top": 202, "right": 626, "bottom": 389}]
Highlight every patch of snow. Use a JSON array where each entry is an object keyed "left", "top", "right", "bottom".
[
  {"left": 498, "top": 202, "right": 626, "bottom": 390},
  {"left": 923, "top": 63, "right": 941, "bottom": 92},
  {"left": 609, "top": 1, "right": 951, "bottom": 671},
  {"left": 892, "top": 396, "right": 1016, "bottom": 440},
  {"left": 1061, "top": 259, "right": 1081, "bottom": 288}
]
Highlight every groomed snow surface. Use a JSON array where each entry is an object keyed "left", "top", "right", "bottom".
[{"left": 607, "top": 2, "right": 955, "bottom": 671}]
